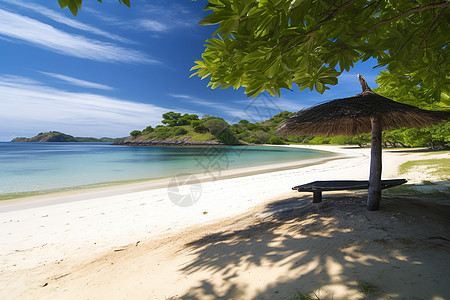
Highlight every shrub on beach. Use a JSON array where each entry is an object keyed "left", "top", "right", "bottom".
[
  {"left": 216, "top": 129, "right": 240, "bottom": 145},
  {"left": 268, "top": 136, "right": 285, "bottom": 145},
  {"left": 203, "top": 118, "right": 229, "bottom": 135},
  {"left": 244, "top": 130, "right": 272, "bottom": 144},
  {"left": 309, "top": 136, "right": 331, "bottom": 145}
]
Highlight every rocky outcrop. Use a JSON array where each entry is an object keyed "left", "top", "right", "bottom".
[{"left": 11, "top": 137, "right": 30, "bottom": 142}]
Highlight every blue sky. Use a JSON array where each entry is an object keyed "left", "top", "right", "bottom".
[{"left": 0, "top": 0, "right": 382, "bottom": 141}]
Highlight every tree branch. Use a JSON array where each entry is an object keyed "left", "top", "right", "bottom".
[
  {"left": 280, "top": 0, "right": 358, "bottom": 48},
  {"left": 354, "top": 1, "right": 450, "bottom": 37},
  {"left": 419, "top": 7, "right": 446, "bottom": 48},
  {"left": 394, "top": 27, "right": 421, "bottom": 55},
  {"left": 318, "top": 0, "right": 339, "bottom": 11},
  {"left": 366, "top": 0, "right": 382, "bottom": 19},
  {"left": 320, "top": 0, "right": 358, "bottom": 23}
]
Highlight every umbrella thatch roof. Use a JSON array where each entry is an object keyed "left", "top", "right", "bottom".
[
  {"left": 277, "top": 90, "right": 450, "bottom": 136},
  {"left": 277, "top": 75, "right": 450, "bottom": 211}
]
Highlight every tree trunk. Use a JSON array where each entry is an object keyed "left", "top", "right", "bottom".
[{"left": 367, "top": 116, "right": 382, "bottom": 211}]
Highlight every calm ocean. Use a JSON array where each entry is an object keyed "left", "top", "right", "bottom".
[{"left": 0, "top": 142, "right": 333, "bottom": 194}]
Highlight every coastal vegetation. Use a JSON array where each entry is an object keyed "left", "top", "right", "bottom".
[
  {"left": 11, "top": 115, "right": 449, "bottom": 148},
  {"left": 292, "top": 121, "right": 450, "bottom": 149},
  {"left": 123, "top": 111, "right": 312, "bottom": 145},
  {"left": 126, "top": 111, "right": 450, "bottom": 148},
  {"left": 122, "top": 112, "right": 241, "bottom": 145}
]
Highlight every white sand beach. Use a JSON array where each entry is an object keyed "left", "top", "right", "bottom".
[{"left": 0, "top": 145, "right": 449, "bottom": 299}]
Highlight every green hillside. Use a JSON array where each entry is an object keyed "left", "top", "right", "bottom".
[
  {"left": 125, "top": 111, "right": 449, "bottom": 148},
  {"left": 124, "top": 111, "right": 301, "bottom": 145}
]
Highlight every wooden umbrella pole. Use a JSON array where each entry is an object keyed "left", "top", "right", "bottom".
[
  {"left": 357, "top": 74, "right": 382, "bottom": 210},
  {"left": 368, "top": 116, "right": 382, "bottom": 211}
]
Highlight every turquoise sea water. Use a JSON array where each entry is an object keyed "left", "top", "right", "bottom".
[{"left": 0, "top": 142, "right": 333, "bottom": 194}]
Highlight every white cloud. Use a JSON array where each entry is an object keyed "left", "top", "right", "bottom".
[
  {"left": 130, "top": 3, "right": 198, "bottom": 33},
  {"left": 0, "top": 74, "right": 42, "bottom": 86},
  {"left": 82, "top": 6, "right": 123, "bottom": 24},
  {"left": 0, "top": 0, "right": 134, "bottom": 44},
  {"left": 136, "top": 20, "right": 168, "bottom": 32},
  {"left": 167, "top": 94, "right": 193, "bottom": 99},
  {"left": 40, "top": 72, "right": 114, "bottom": 91},
  {"left": 0, "top": 75, "right": 171, "bottom": 140},
  {"left": 0, "top": 8, "right": 158, "bottom": 64},
  {"left": 83, "top": 4, "right": 197, "bottom": 37}
]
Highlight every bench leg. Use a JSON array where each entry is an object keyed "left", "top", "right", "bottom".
[{"left": 313, "top": 191, "right": 322, "bottom": 203}]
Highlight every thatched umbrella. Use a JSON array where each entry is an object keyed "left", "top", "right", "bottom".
[{"left": 277, "top": 75, "right": 450, "bottom": 211}]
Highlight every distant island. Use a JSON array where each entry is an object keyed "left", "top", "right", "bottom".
[{"left": 11, "top": 131, "right": 126, "bottom": 143}]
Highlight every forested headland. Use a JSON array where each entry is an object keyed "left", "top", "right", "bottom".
[{"left": 120, "top": 111, "right": 449, "bottom": 148}]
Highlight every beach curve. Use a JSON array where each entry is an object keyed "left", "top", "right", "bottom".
[{"left": 0, "top": 145, "right": 448, "bottom": 299}]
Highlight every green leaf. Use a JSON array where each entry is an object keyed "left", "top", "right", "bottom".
[
  {"left": 441, "top": 92, "right": 450, "bottom": 106},
  {"left": 120, "top": 0, "right": 131, "bottom": 7},
  {"left": 265, "top": 59, "right": 280, "bottom": 79},
  {"left": 315, "top": 81, "right": 324, "bottom": 94},
  {"left": 68, "top": 0, "right": 78, "bottom": 16},
  {"left": 241, "top": 50, "right": 268, "bottom": 63},
  {"left": 58, "top": 0, "right": 69, "bottom": 8},
  {"left": 247, "top": 6, "right": 263, "bottom": 17},
  {"left": 199, "top": 11, "right": 236, "bottom": 25}
]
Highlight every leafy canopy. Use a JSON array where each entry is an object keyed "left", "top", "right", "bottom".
[{"left": 190, "top": 0, "right": 449, "bottom": 103}]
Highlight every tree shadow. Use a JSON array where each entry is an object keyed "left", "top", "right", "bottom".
[{"left": 178, "top": 194, "right": 450, "bottom": 299}]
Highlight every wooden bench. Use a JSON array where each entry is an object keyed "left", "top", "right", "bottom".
[{"left": 292, "top": 179, "right": 407, "bottom": 203}]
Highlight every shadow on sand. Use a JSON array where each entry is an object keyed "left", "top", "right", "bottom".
[{"left": 178, "top": 192, "right": 450, "bottom": 299}]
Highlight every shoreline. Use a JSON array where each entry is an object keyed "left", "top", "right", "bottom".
[
  {"left": 0, "top": 145, "right": 448, "bottom": 299},
  {"left": 0, "top": 145, "right": 359, "bottom": 268},
  {"left": 0, "top": 145, "right": 340, "bottom": 210}
]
